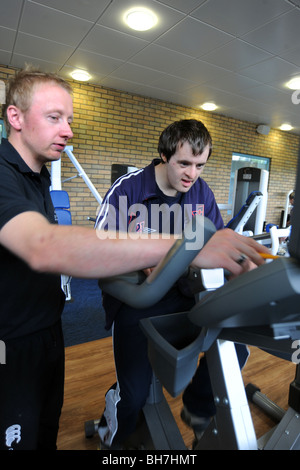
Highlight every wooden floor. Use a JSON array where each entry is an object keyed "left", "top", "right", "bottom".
[{"left": 57, "top": 336, "right": 296, "bottom": 451}]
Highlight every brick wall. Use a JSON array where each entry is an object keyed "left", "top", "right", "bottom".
[{"left": 1, "top": 65, "right": 299, "bottom": 227}]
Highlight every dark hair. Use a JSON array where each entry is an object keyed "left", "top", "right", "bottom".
[{"left": 157, "top": 119, "right": 212, "bottom": 162}]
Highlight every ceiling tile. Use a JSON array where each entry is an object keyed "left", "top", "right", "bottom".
[
  {"left": 133, "top": 83, "right": 187, "bottom": 106},
  {"left": 206, "top": 71, "right": 262, "bottom": 94},
  {"left": 0, "top": 26, "right": 17, "bottom": 52},
  {"left": 155, "top": 0, "right": 206, "bottom": 14},
  {"left": 280, "top": 44, "right": 300, "bottom": 67},
  {"left": 201, "top": 39, "right": 272, "bottom": 72},
  {"left": 173, "top": 59, "right": 231, "bottom": 85},
  {"left": 242, "top": 9, "right": 300, "bottom": 55},
  {"left": 66, "top": 49, "right": 124, "bottom": 76},
  {"left": 0, "top": 0, "right": 300, "bottom": 132},
  {"left": 191, "top": 0, "right": 293, "bottom": 37},
  {"left": 240, "top": 84, "right": 292, "bottom": 107},
  {"left": 19, "top": 2, "right": 93, "bottom": 46},
  {"left": 183, "top": 84, "right": 238, "bottom": 108},
  {"left": 10, "top": 53, "right": 61, "bottom": 72},
  {"left": 99, "top": 76, "right": 142, "bottom": 94},
  {"left": 14, "top": 33, "right": 74, "bottom": 64},
  {"left": 129, "top": 44, "right": 193, "bottom": 73},
  {"left": 0, "top": 0, "right": 24, "bottom": 30},
  {"left": 150, "top": 74, "right": 197, "bottom": 93},
  {"left": 0, "top": 50, "right": 12, "bottom": 65},
  {"left": 155, "top": 17, "right": 233, "bottom": 57},
  {"left": 80, "top": 24, "right": 148, "bottom": 60},
  {"left": 221, "top": 108, "right": 262, "bottom": 124},
  {"left": 108, "top": 62, "right": 166, "bottom": 85},
  {"left": 31, "top": 0, "right": 112, "bottom": 22},
  {"left": 239, "top": 57, "right": 300, "bottom": 84},
  {"left": 227, "top": 95, "right": 274, "bottom": 117}
]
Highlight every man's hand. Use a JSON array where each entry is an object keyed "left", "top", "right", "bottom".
[{"left": 192, "top": 228, "right": 270, "bottom": 277}]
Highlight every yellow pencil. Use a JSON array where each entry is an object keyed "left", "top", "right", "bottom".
[{"left": 259, "top": 253, "right": 280, "bottom": 259}]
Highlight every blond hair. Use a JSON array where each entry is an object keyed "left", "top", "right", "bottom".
[{"left": 2, "top": 66, "right": 73, "bottom": 135}]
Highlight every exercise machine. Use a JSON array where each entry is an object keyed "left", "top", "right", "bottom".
[
  {"left": 281, "top": 189, "right": 295, "bottom": 228},
  {"left": 86, "top": 210, "right": 300, "bottom": 449},
  {"left": 85, "top": 160, "right": 299, "bottom": 450},
  {"left": 231, "top": 167, "right": 268, "bottom": 235},
  {"left": 85, "top": 216, "right": 216, "bottom": 449},
  {"left": 85, "top": 169, "right": 300, "bottom": 449},
  {"left": 51, "top": 145, "right": 102, "bottom": 205},
  {"left": 226, "top": 190, "right": 263, "bottom": 234},
  {"left": 50, "top": 190, "right": 72, "bottom": 300},
  {"left": 111, "top": 163, "right": 138, "bottom": 184},
  {"left": 139, "top": 161, "right": 299, "bottom": 449},
  {"left": 50, "top": 146, "right": 103, "bottom": 298},
  {"left": 108, "top": 225, "right": 300, "bottom": 449}
]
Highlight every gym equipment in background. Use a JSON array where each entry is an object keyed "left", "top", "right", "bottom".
[
  {"left": 50, "top": 189, "right": 72, "bottom": 300},
  {"left": 111, "top": 163, "right": 138, "bottom": 184},
  {"left": 226, "top": 190, "right": 263, "bottom": 234},
  {"left": 231, "top": 167, "right": 268, "bottom": 235}
]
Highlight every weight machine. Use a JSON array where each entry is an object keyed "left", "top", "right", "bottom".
[
  {"left": 50, "top": 145, "right": 102, "bottom": 204},
  {"left": 50, "top": 146, "right": 103, "bottom": 299}
]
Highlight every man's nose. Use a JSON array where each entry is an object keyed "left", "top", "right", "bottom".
[
  {"left": 186, "top": 165, "right": 197, "bottom": 179},
  {"left": 61, "top": 121, "right": 73, "bottom": 140}
]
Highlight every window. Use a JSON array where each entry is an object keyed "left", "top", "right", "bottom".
[
  {"left": 228, "top": 152, "right": 270, "bottom": 213},
  {"left": 0, "top": 119, "right": 7, "bottom": 141}
]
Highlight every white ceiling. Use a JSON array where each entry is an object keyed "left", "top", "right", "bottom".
[{"left": 1, "top": 0, "right": 300, "bottom": 133}]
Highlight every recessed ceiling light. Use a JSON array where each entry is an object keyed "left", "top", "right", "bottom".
[
  {"left": 125, "top": 7, "right": 157, "bottom": 31},
  {"left": 286, "top": 77, "right": 300, "bottom": 89},
  {"left": 201, "top": 102, "right": 218, "bottom": 111},
  {"left": 279, "top": 123, "right": 293, "bottom": 131},
  {"left": 70, "top": 70, "right": 91, "bottom": 82}
]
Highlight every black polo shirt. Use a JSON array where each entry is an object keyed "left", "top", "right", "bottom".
[{"left": 0, "top": 138, "right": 65, "bottom": 341}]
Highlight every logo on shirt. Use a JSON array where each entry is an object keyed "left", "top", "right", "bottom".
[
  {"left": 135, "top": 221, "right": 156, "bottom": 233},
  {"left": 192, "top": 204, "right": 204, "bottom": 217}
]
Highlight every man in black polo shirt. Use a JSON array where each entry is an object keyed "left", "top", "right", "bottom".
[
  {"left": 0, "top": 68, "right": 268, "bottom": 450},
  {"left": 0, "top": 69, "right": 181, "bottom": 450},
  {"left": 0, "top": 138, "right": 66, "bottom": 450}
]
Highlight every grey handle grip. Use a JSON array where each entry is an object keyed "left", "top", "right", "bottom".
[{"left": 99, "top": 216, "right": 216, "bottom": 309}]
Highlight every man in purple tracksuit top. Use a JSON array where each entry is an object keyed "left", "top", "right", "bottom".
[{"left": 95, "top": 119, "right": 248, "bottom": 448}]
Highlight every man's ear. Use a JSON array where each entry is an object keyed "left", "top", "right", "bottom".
[
  {"left": 161, "top": 153, "right": 167, "bottom": 163},
  {"left": 6, "top": 105, "right": 23, "bottom": 131}
]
